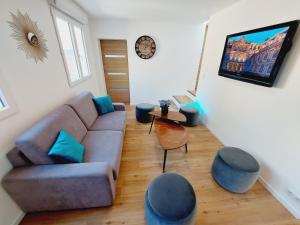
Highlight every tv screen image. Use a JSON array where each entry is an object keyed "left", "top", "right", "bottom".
[{"left": 218, "top": 20, "right": 299, "bottom": 87}]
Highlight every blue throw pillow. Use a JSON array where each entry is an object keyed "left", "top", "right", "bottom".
[
  {"left": 48, "top": 129, "right": 84, "bottom": 163},
  {"left": 93, "top": 95, "right": 115, "bottom": 115}
]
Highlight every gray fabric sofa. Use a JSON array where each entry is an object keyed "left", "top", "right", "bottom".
[{"left": 2, "top": 91, "right": 126, "bottom": 212}]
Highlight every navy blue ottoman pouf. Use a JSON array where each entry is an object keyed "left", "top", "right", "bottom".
[
  {"left": 136, "top": 103, "right": 155, "bottom": 123},
  {"left": 212, "top": 147, "right": 260, "bottom": 193},
  {"left": 145, "top": 173, "right": 196, "bottom": 225},
  {"left": 179, "top": 106, "right": 200, "bottom": 127}
]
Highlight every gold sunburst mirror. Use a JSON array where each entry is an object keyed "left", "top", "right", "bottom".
[{"left": 8, "top": 10, "right": 48, "bottom": 63}]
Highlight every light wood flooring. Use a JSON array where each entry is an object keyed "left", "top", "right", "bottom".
[{"left": 20, "top": 106, "right": 299, "bottom": 225}]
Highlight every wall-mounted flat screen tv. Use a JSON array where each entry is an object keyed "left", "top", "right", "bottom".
[{"left": 218, "top": 20, "right": 299, "bottom": 87}]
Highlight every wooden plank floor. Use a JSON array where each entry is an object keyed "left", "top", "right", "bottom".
[{"left": 20, "top": 106, "right": 299, "bottom": 225}]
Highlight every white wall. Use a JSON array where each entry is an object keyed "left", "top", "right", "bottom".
[
  {"left": 90, "top": 19, "right": 204, "bottom": 104},
  {"left": 0, "top": 0, "right": 104, "bottom": 225},
  {"left": 197, "top": 0, "right": 300, "bottom": 218}
]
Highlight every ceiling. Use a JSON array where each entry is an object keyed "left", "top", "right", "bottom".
[{"left": 74, "top": 0, "right": 239, "bottom": 23}]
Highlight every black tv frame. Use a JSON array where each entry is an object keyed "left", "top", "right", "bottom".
[{"left": 218, "top": 20, "right": 299, "bottom": 87}]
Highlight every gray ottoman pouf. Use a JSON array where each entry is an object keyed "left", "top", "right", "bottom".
[
  {"left": 212, "top": 147, "right": 260, "bottom": 193},
  {"left": 136, "top": 103, "right": 155, "bottom": 123},
  {"left": 179, "top": 106, "right": 200, "bottom": 127},
  {"left": 145, "top": 173, "right": 196, "bottom": 225}
]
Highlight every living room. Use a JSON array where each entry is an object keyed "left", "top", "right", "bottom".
[{"left": 0, "top": 0, "right": 299, "bottom": 225}]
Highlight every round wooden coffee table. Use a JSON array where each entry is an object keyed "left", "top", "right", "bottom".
[
  {"left": 148, "top": 110, "right": 186, "bottom": 134},
  {"left": 154, "top": 119, "right": 188, "bottom": 172}
]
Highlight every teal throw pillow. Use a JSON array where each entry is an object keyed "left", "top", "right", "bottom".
[
  {"left": 48, "top": 129, "right": 84, "bottom": 163},
  {"left": 93, "top": 95, "right": 115, "bottom": 115}
]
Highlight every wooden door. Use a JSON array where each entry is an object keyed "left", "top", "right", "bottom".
[{"left": 100, "top": 40, "right": 130, "bottom": 103}]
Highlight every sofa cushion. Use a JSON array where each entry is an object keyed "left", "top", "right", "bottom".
[
  {"left": 66, "top": 91, "right": 98, "bottom": 129},
  {"left": 82, "top": 131, "right": 124, "bottom": 179},
  {"left": 90, "top": 111, "right": 126, "bottom": 132},
  {"left": 93, "top": 95, "right": 115, "bottom": 115},
  {"left": 48, "top": 129, "right": 84, "bottom": 163},
  {"left": 15, "top": 105, "right": 87, "bottom": 165},
  {"left": 6, "top": 147, "right": 32, "bottom": 167}
]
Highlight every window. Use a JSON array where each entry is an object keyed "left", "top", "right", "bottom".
[
  {"left": 0, "top": 89, "right": 8, "bottom": 111},
  {"left": 73, "top": 26, "right": 90, "bottom": 78},
  {"left": 0, "top": 73, "right": 18, "bottom": 120},
  {"left": 52, "top": 8, "right": 91, "bottom": 86}
]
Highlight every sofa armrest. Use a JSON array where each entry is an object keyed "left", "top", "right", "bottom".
[
  {"left": 2, "top": 162, "right": 115, "bottom": 212},
  {"left": 113, "top": 103, "right": 126, "bottom": 111}
]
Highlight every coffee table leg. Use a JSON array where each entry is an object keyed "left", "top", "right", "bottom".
[
  {"left": 185, "top": 144, "right": 188, "bottom": 153},
  {"left": 163, "top": 150, "right": 168, "bottom": 173},
  {"left": 149, "top": 116, "right": 155, "bottom": 134}
]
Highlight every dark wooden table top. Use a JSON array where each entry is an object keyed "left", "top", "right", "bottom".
[
  {"left": 149, "top": 110, "right": 186, "bottom": 122},
  {"left": 154, "top": 119, "right": 188, "bottom": 150}
]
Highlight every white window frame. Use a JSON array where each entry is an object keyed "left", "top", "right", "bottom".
[
  {"left": 51, "top": 7, "right": 91, "bottom": 87},
  {"left": 0, "top": 89, "right": 8, "bottom": 111},
  {"left": 0, "top": 71, "right": 18, "bottom": 120}
]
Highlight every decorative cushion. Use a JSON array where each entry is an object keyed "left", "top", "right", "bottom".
[
  {"left": 48, "top": 129, "right": 84, "bottom": 163},
  {"left": 66, "top": 91, "right": 98, "bottom": 129},
  {"left": 93, "top": 96, "right": 115, "bottom": 115},
  {"left": 147, "top": 173, "right": 196, "bottom": 220},
  {"left": 15, "top": 105, "right": 87, "bottom": 165}
]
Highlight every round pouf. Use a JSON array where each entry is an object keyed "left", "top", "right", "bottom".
[
  {"left": 179, "top": 106, "right": 200, "bottom": 127},
  {"left": 145, "top": 173, "right": 196, "bottom": 225},
  {"left": 136, "top": 103, "right": 155, "bottom": 123},
  {"left": 212, "top": 147, "right": 260, "bottom": 193}
]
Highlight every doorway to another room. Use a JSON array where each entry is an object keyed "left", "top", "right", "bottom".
[{"left": 100, "top": 40, "right": 130, "bottom": 103}]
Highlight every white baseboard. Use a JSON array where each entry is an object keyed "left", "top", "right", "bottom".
[
  {"left": 259, "top": 176, "right": 300, "bottom": 219},
  {"left": 11, "top": 212, "right": 25, "bottom": 225}
]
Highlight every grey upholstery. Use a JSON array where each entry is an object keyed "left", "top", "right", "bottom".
[
  {"left": 66, "top": 91, "right": 98, "bottom": 129},
  {"left": 15, "top": 105, "right": 87, "bottom": 165},
  {"left": 179, "top": 106, "right": 200, "bottom": 127},
  {"left": 218, "top": 147, "right": 260, "bottom": 172},
  {"left": 148, "top": 173, "right": 196, "bottom": 220},
  {"left": 90, "top": 111, "right": 126, "bottom": 132},
  {"left": 145, "top": 173, "right": 197, "bottom": 225},
  {"left": 2, "top": 91, "right": 126, "bottom": 212},
  {"left": 136, "top": 103, "right": 155, "bottom": 123},
  {"left": 2, "top": 162, "right": 115, "bottom": 212},
  {"left": 113, "top": 103, "right": 126, "bottom": 111},
  {"left": 212, "top": 147, "right": 260, "bottom": 193},
  {"left": 82, "top": 131, "right": 124, "bottom": 179},
  {"left": 6, "top": 147, "right": 32, "bottom": 167},
  {"left": 67, "top": 92, "right": 126, "bottom": 132}
]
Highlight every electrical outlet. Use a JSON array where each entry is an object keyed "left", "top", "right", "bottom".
[{"left": 287, "top": 188, "right": 300, "bottom": 202}]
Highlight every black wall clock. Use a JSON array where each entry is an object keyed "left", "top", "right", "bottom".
[{"left": 135, "top": 35, "right": 156, "bottom": 59}]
